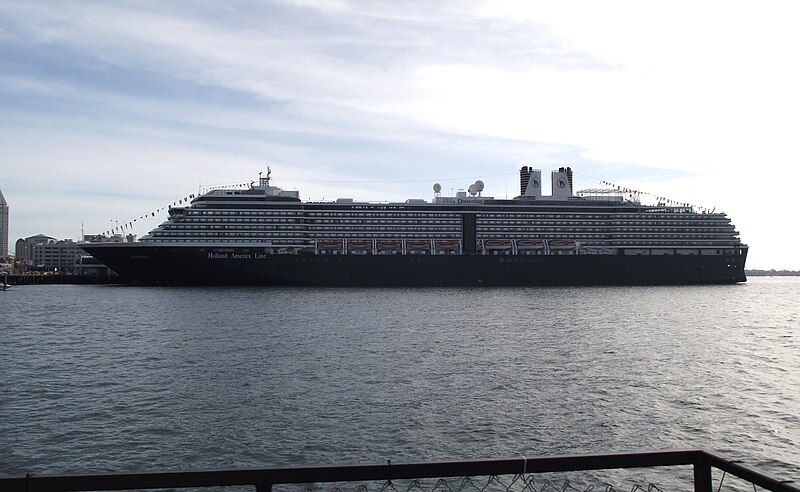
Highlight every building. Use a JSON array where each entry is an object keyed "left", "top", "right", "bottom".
[
  {"left": 83, "top": 233, "right": 133, "bottom": 244},
  {"left": 0, "top": 188, "right": 8, "bottom": 258},
  {"left": 30, "top": 239, "right": 84, "bottom": 273},
  {"left": 13, "top": 233, "right": 134, "bottom": 274},
  {"left": 15, "top": 234, "right": 57, "bottom": 262}
]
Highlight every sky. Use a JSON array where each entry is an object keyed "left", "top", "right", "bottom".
[{"left": 1, "top": 0, "right": 798, "bottom": 270}]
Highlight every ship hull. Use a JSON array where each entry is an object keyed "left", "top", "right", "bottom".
[{"left": 82, "top": 244, "right": 748, "bottom": 286}]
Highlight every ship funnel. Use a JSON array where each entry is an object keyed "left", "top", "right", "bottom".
[
  {"left": 551, "top": 167, "right": 573, "bottom": 199},
  {"left": 520, "top": 167, "right": 542, "bottom": 197}
]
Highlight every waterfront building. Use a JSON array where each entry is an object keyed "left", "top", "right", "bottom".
[
  {"left": 15, "top": 234, "right": 57, "bottom": 262},
  {"left": 0, "top": 188, "right": 8, "bottom": 258},
  {"left": 30, "top": 239, "right": 85, "bottom": 273},
  {"left": 31, "top": 235, "right": 134, "bottom": 273},
  {"left": 13, "top": 233, "right": 132, "bottom": 274},
  {"left": 83, "top": 233, "right": 133, "bottom": 244}
]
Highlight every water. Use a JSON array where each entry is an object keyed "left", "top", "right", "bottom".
[{"left": 1, "top": 278, "right": 798, "bottom": 488}]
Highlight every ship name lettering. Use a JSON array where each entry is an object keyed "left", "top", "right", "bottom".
[
  {"left": 231, "top": 254, "right": 251, "bottom": 259},
  {"left": 208, "top": 253, "right": 228, "bottom": 259}
]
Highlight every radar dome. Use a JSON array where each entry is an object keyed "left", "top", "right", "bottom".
[
  {"left": 468, "top": 184, "right": 477, "bottom": 195},
  {"left": 475, "top": 180, "right": 484, "bottom": 192},
  {"left": 433, "top": 183, "right": 442, "bottom": 193}
]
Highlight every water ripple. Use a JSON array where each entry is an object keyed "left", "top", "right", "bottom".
[{"left": 1, "top": 280, "right": 799, "bottom": 484}]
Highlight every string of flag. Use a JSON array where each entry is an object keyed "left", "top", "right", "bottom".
[
  {"left": 598, "top": 179, "right": 714, "bottom": 214},
  {"left": 100, "top": 181, "right": 252, "bottom": 236}
]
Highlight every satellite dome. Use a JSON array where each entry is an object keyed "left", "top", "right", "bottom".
[
  {"left": 433, "top": 183, "right": 442, "bottom": 193},
  {"left": 475, "top": 180, "right": 484, "bottom": 192}
]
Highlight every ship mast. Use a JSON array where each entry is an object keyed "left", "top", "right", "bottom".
[{"left": 259, "top": 166, "right": 271, "bottom": 187}]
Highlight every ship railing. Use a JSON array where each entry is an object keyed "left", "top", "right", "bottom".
[{"left": 2, "top": 450, "right": 797, "bottom": 492}]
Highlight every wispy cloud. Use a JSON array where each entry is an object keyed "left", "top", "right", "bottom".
[{"left": 1, "top": 1, "right": 797, "bottom": 267}]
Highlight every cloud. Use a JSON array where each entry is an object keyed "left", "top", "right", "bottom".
[{"left": 1, "top": 1, "right": 798, "bottom": 268}]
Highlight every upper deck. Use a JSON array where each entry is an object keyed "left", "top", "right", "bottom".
[{"left": 143, "top": 167, "right": 744, "bottom": 258}]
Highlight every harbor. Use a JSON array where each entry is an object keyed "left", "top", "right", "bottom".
[{"left": 2, "top": 279, "right": 798, "bottom": 485}]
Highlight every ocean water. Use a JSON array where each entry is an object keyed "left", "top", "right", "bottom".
[{"left": 1, "top": 278, "right": 798, "bottom": 489}]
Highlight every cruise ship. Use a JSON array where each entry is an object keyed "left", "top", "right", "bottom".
[{"left": 81, "top": 167, "right": 748, "bottom": 286}]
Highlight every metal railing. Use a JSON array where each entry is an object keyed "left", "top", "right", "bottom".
[{"left": 1, "top": 450, "right": 797, "bottom": 492}]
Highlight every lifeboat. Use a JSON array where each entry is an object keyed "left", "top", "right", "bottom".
[
  {"left": 548, "top": 239, "right": 576, "bottom": 249},
  {"left": 435, "top": 239, "right": 460, "bottom": 251},
  {"left": 407, "top": 240, "right": 432, "bottom": 250},
  {"left": 347, "top": 239, "right": 372, "bottom": 250},
  {"left": 376, "top": 240, "right": 401, "bottom": 251},
  {"left": 317, "top": 240, "right": 343, "bottom": 250},
  {"left": 516, "top": 239, "right": 545, "bottom": 250},
  {"left": 484, "top": 239, "right": 513, "bottom": 250}
]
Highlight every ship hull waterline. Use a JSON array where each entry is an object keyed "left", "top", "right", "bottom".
[{"left": 82, "top": 244, "right": 748, "bottom": 286}]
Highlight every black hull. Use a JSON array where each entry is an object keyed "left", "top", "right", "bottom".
[{"left": 82, "top": 244, "right": 748, "bottom": 286}]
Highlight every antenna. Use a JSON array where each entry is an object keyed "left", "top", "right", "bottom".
[{"left": 259, "top": 167, "right": 272, "bottom": 187}]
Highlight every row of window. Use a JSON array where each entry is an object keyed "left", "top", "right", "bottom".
[
  {"left": 175, "top": 218, "right": 463, "bottom": 225},
  {"left": 474, "top": 234, "right": 738, "bottom": 244},
  {"left": 150, "top": 232, "right": 463, "bottom": 239},
  {"left": 478, "top": 225, "right": 735, "bottom": 234},
  {"left": 189, "top": 210, "right": 302, "bottom": 216},
  {"left": 148, "top": 230, "right": 739, "bottom": 246},
  {"left": 187, "top": 209, "right": 726, "bottom": 220},
  {"left": 162, "top": 226, "right": 463, "bottom": 233},
  {"left": 178, "top": 215, "right": 733, "bottom": 227},
  {"left": 478, "top": 218, "right": 733, "bottom": 227},
  {"left": 181, "top": 211, "right": 731, "bottom": 227},
  {"left": 164, "top": 221, "right": 735, "bottom": 233}
]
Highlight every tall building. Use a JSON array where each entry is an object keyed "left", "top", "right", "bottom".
[{"left": 0, "top": 188, "right": 8, "bottom": 258}]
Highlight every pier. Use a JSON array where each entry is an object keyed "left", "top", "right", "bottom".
[{"left": 2, "top": 274, "right": 119, "bottom": 285}]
